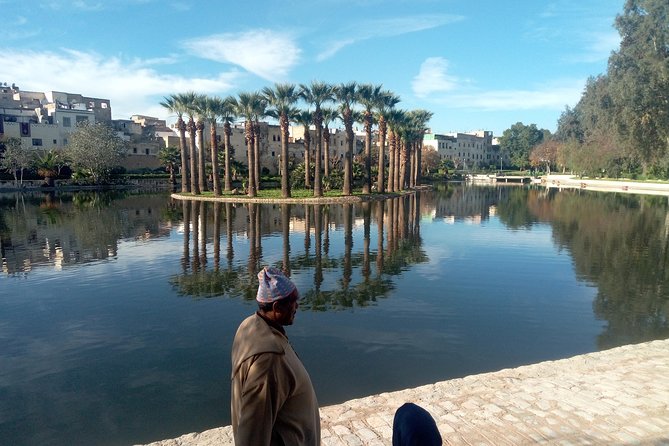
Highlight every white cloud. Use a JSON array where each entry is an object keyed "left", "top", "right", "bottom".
[
  {"left": 182, "top": 30, "right": 301, "bottom": 81},
  {"left": 412, "top": 58, "right": 584, "bottom": 111},
  {"left": 317, "top": 14, "right": 463, "bottom": 61},
  {"left": 412, "top": 57, "right": 460, "bottom": 98},
  {"left": 0, "top": 48, "right": 240, "bottom": 120},
  {"left": 570, "top": 30, "right": 620, "bottom": 63}
]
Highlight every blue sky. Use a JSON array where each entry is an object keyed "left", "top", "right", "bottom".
[{"left": 1, "top": 0, "right": 623, "bottom": 135}]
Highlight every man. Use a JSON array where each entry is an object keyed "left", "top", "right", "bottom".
[{"left": 231, "top": 266, "right": 320, "bottom": 446}]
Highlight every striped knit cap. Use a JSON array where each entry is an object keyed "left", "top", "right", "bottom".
[{"left": 256, "top": 266, "right": 297, "bottom": 303}]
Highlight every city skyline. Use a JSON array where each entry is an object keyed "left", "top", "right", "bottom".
[{"left": 1, "top": 0, "right": 622, "bottom": 135}]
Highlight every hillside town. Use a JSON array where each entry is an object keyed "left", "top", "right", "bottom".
[{"left": 0, "top": 83, "right": 503, "bottom": 176}]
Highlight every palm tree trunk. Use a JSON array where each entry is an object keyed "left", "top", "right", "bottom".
[
  {"left": 399, "top": 140, "right": 407, "bottom": 190},
  {"left": 387, "top": 130, "right": 395, "bottom": 192},
  {"left": 363, "top": 112, "right": 372, "bottom": 193},
  {"left": 246, "top": 120, "right": 256, "bottom": 197},
  {"left": 177, "top": 118, "right": 189, "bottom": 193},
  {"left": 324, "top": 125, "right": 331, "bottom": 178},
  {"left": 343, "top": 110, "right": 353, "bottom": 196},
  {"left": 254, "top": 121, "right": 261, "bottom": 192},
  {"left": 210, "top": 121, "right": 221, "bottom": 195},
  {"left": 188, "top": 118, "right": 200, "bottom": 194},
  {"left": 304, "top": 127, "right": 311, "bottom": 188},
  {"left": 394, "top": 131, "right": 401, "bottom": 191},
  {"left": 377, "top": 117, "right": 386, "bottom": 193},
  {"left": 197, "top": 120, "right": 207, "bottom": 192},
  {"left": 224, "top": 122, "right": 232, "bottom": 191},
  {"left": 314, "top": 109, "right": 323, "bottom": 197},
  {"left": 280, "top": 115, "right": 291, "bottom": 198},
  {"left": 415, "top": 140, "right": 423, "bottom": 187}
]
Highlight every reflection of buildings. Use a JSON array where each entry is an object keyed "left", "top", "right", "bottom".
[
  {"left": 421, "top": 185, "right": 500, "bottom": 223},
  {"left": 0, "top": 193, "right": 174, "bottom": 275}
]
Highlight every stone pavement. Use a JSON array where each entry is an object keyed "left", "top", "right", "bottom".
[{"left": 139, "top": 339, "right": 669, "bottom": 446}]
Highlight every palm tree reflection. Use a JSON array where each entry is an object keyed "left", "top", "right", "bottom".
[{"left": 171, "top": 194, "right": 427, "bottom": 310}]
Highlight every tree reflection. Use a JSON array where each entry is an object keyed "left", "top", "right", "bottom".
[
  {"left": 538, "top": 191, "right": 669, "bottom": 348},
  {"left": 171, "top": 195, "right": 428, "bottom": 310}
]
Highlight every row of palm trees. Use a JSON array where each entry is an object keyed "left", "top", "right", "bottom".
[{"left": 160, "top": 81, "right": 433, "bottom": 199}]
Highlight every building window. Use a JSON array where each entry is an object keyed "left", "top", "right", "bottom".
[
  {"left": 76, "top": 115, "right": 88, "bottom": 124},
  {"left": 62, "top": 117, "right": 71, "bottom": 127},
  {"left": 145, "top": 149, "right": 150, "bottom": 155},
  {"left": 63, "top": 138, "right": 68, "bottom": 145},
  {"left": 53, "top": 139, "right": 57, "bottom": 144},
  {"left": 32, "top": 138, "right": 43, "bottom": 146},
  {"left": 133, "top": 147, "right": 137, "bottom": 154},
  {"left": 271, "top": 151, "right": 275, "bottom": 157}
]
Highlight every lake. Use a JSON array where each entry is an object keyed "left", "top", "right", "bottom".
[{"left": 1, "top": 184, "right": 668, "bottom": 445}]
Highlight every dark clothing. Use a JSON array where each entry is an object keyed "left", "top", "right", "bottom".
[{"left": 392, "top": 403, "right": 442, "bottom": 446}]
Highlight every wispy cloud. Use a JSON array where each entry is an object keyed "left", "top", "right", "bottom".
[
  {"left": 412, "top": 57, "right": 583, "bottom": 110},
  {"left": 0, "top": 48, "right": 240, "bottom": 120},
  {"left": 412, "top": 57, "right": 461, "bottom": 98},
  {"left": 317, "top": 14, "right": 463, "bottom": 61},
  {"left": 568, "top": 30, "right": 620, "bottom": 63},
  {"left": 182, "top": 30, "right": 301, "bottom": 81}
]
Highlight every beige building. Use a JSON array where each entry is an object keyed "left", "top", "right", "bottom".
[
  {"left": 424, "top": 130, "right": 502, "bottom": 169},
  {"left": 0, "top": 83, "right": 105, "bottom": 151}
]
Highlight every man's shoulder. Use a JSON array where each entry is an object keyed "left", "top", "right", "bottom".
[{"left": 232, "top": 314, "right": 287, "bottom": 373}]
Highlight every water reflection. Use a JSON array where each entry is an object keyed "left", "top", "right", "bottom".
[
  {"left": 171, "top": 194, "right": 427, "bottom": 310},
  {"left": 2, "top": 185, "right": 669, "bottom": 446},
  {"left": 0, "top": 191, "right": 176, "bottom": 275}
]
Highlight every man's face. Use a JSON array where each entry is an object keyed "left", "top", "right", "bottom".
[{"left": 275, "top": 293, "right": 299, "bottom": 326}]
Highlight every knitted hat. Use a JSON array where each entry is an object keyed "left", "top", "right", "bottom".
[{"left": 256, "top": 266, "right": 297, "bottom": 303}]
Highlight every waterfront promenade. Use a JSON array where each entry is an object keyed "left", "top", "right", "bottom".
[{"left": 140, "top": 338, "right": 669, "bottom": 446}]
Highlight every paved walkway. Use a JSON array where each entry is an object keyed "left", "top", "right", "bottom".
[{"left": 140, "top": 339, "right": 669, "bottom": 446}]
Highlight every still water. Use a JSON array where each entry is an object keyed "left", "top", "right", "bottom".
[{"left": 1, "top": 185, "right": 668, "bottom": 445}]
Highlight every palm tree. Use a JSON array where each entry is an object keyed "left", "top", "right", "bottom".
[
  {"left": 334, "top": 82, "right": 358, "bottom": 195},
  {"left": 294, "top": 109, "right": 313, "bottom": 189},
  {"left": 176, "top": 91, "right": 200, "bottom": 194},
  {"left": 406, "top": 109, "right": 433, "bottom": 187},
  {"left": 387, "top": 109, "right": 408, "bottom": 191},
  {"left": 160, "top": 94, "right": 189, "bottom": 192},
  {"left": 321, "top": 107, "right": 338, "bottom": 178},
  {"left": 191, "top": 94, "right": 209, "bottom": 193},
  {"left": 375, "top": 91, "right": 401, "bottom": 193},
  {"left": 158, "top": 145, "right": 180, "bottom": 187},
  {"left": 357, "top": 83, "right": 383, "bottom": 194},
  {"left": 300, "top": 81, "right": 334, "bottom": 197},
  {"left": 236, "top": 92, "right": 259, "bottom": 197},
  {"left": 203, "top": 95, "right": 224, "bottom": 195},
  {"left": 251, "top": 94, "right": 268, "bottom": 192},
  {"left": 219, "top": 96, "right": 237, "bottom": 192},
  {"left": 262, "top": 83, "right": 300, "bottom": 198}
]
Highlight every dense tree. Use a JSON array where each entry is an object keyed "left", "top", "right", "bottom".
[
  {"left": 499, "top": 122, "right": 546, "bottom": 169},
  {"left": 66, "top": 122, "right": 128, "bottom": 183},
  {"left": 609, "top": 0, "right": 669, "bottom": 173}
]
